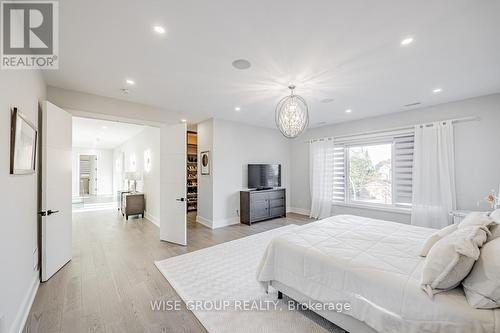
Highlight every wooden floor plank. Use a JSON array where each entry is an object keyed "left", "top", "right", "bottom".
[{"left": 24, "top": 209, "right": 313, "bottom": 333}]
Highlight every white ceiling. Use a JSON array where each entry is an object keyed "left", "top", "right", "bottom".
[
  {"left": 72, "top": 117, "right": 145, "bottom": 149},
  {"left": 45, "top": 0, "right": 500, "bottom": 128}
]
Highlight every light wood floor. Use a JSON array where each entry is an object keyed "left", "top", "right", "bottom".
[{"left": 24, "top": 209, "right": 313, "bottom": 333}]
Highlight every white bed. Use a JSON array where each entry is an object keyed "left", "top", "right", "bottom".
[{"left": 257, "top": 215, "right": 500, "bottom": 333}]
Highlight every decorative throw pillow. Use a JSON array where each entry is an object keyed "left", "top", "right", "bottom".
[
  {"left": 462, "top": 238, "right": 500, "bottom": 308},
  {"left": 419, "top": 224, "right": 457, "bottom": 257},
  {"left": 488, "top": 224, "right": 500, "bottom": 242},
  {"left": 487, "top": 209, "right": 500, "bottom": 242},
  {"left": 458, "top": 211, "right": 494, "bottom": 229},
  {"left": 421, "top": 225, "right": 489, "bottom": 297}
]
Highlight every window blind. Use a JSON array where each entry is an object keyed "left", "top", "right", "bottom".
[
  {"left": 330, "top": 129, "right": 415, "bottom": 208},
  {"left": 393, "top": 134, "right": 414, "bottom": 206},
  {"left": 332, "top": 145, "right": 346, "bottom": 203}
]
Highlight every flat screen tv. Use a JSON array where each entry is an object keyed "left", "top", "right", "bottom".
[{"left": 248, "top": 164, "right": 281, "bottom": 190}]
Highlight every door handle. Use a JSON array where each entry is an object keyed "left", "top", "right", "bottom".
[
  {"left": 176, "top": 198, "right": 185, "bottom": 202},
  {"left": 47, "top": 210, "right": 59, "bottom": 216}
]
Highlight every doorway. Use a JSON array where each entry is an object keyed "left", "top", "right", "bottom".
[{"left": 79, "top": 154, "right": 97, "bottom": 197}]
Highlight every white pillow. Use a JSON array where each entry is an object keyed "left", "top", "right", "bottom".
[
  {"left": 421, "top": 225, "right": 489, "bottom": 297},
  {"left": 458, "top": 211, "right": 494, "bottom": 229},
  {"left": 462, "top": 238, "right": 500, "bottom": 308},
  {"left": 486, "top": 209, "right": 500, "bottom": 242},
  {"left": 490, "top": 209, "right": 500, "bottom": 223},
  {"left": 488, "top": 224, "right": 500, "bottom": 242},
  {"left": 419, "top": 224, "right": 457, "bottom": 257}
]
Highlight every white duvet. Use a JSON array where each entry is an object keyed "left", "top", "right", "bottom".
[{"left": 257, "top": 215, "right": 500, "bottom": 333}]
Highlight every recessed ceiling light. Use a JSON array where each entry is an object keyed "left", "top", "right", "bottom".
[
  {"left": 153, "top": 26, "right": 166, "bottom": 34},
  {"left": 102, "top": 126, "right": 107, "bottom": 129},
  {"left": 400, "top": 37, "right": 414, "bottom": 46},
  {"left": 125, "top": 79, "right": 135, "bottom": 85},
  {"left": 345, "top": 109, "right": 352, "bottom": 113},
  {"left": 235, "top": 107, "right": 241, "bottom": 111},
  {"left": 232, "top": 59, "right": 251, "bottom": 70},
  {"left": 180, "top": 119, "right": 187, "bottom": 123},
  {"left": 432, "top": 88, "right": 443, "bottom": 94},
  {"left": 320, "top": 98, "right": 334, "bottom": 103}
]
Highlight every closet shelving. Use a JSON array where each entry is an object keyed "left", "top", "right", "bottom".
[{"left": 187, "top": 131, "right": 198, "bottom": 212}]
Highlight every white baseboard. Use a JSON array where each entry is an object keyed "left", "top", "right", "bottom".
[
  {"left": 288, "top": 207, "right": 310, "bottom": 216},
  {"left": 196, "top": 215, "right": 240, "bottom": 229},
  {"left": 212, "top": 217, "right": 239, "bottom": 229},
  {"left": 196, "top": 215, "right": 213, "bottom": 229},
  {"left": 10, "top": 274, "right": 39, "bottom": 333},
  {"left": 145, "top": 211, "right": 159, "bottom": 227}
]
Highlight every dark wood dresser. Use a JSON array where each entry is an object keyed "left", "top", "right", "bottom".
[
  {"left": 121, "top": 193, "right": 145, "bottom": 220},
  {"left": 240, "top": 188, "right": 286, "bottom": 225}
]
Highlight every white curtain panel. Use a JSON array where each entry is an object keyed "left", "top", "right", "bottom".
[
  {"left": 309, "top": 139, "right": 335, "bottom": 219},
  {"left": 411, "top": 122, "right": 456, "bottom": 229}
]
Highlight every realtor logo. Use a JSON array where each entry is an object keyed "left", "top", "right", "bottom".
[{"left": 1, "top": 1, "right": 58, "bottom": 69}]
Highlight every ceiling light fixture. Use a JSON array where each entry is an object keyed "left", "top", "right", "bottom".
[
  {"left": 433, "top": 88, "right": 443, "bottom": 94},
  {"left": 154, "top": 26, "right": 166, "bottom": 34},
  {"left": 275, "top": 85, "right": 309, "bottom": 138},
  {"left": 102, "top": 126, "right": 108, "bottom": 129},
  {"left": 125, "top": 79, "right": 135, "bottom": 85},
  {"left": 180, "top": 119, "right": 187, "bottom": 123},
  {"left": 400, "top": 37, "right": 414, "bottom": 46},
  {"left": 234, "top": 107, "right": 241, "bottom": 111},
  {"left": 345, "top": 109, "right": 352, "bottom": 113},
  {"left": 232, "top": 59, "right": 251, "bottom": 70}
]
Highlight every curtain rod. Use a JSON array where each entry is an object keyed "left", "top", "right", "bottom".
[{"left": 305, "top": 116, "right": 479, "bottom": 143}]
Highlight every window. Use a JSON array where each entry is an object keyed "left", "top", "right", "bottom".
[
  {"left": 348, "top": 143, "right": 392, "bottom": 205},
  {"left": 332, "top": 130, "right": 414, "bottom": 210}
]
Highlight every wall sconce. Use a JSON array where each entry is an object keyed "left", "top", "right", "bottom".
[
  {"left": 115, "top": 158, "right": 122, "bottom": 172},
  {"left": 144, "top": 150, "right": 151, "bottom": 173},
  {"left": 130, "top": 154, "right": 136, "bottom": 172}
]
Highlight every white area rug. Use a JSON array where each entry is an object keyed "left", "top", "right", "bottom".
[{"left": 155, "top": 225, "right": 344, "bottom": 333}]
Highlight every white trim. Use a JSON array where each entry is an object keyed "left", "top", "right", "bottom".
[
  {"left": 288, "top": 207, "right": 310, "bottom": 216},
  {"left": 9, "top": 274, "right": 39, "bottom": 333},
  {"left": 145, "top": 211, "right": 159, "bottom": 227},
  {"left": 333, "top": 202, "right": 411, "bottom": 215},
  {"left": 212, "top": 217, "right": 239, "bottom": 229},
  {"left": 196, "top": 215, "right": 240, "bottom": 229},
  {"left": 196, "top": 215, "right": 213, "bottom": 229}
]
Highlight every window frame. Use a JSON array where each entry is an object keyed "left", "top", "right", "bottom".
[
  {"left": 332, "top": 133, "right": 413, "bottom": 214},
  {"left": 345, "top": 141, "right": 394, "bottom": 208}
]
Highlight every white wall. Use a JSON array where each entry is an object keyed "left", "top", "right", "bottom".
[
  {"left": 71, "top": 147, "right": 114, "bottom": 196},
  {"left": 290, "top": 93, "right": 500, "bottom": 223},
  {"left": 197, "top": 119, "right": 214, "bottom": 226},
  {"left": 0, "top": 71, "right": 46, "bottom": 333},
  {"left": 197, "top": 118, "right": 291, "bottom": 228},
  {"left": 114, "top": 127, "right": 161, "bottom": 225}
]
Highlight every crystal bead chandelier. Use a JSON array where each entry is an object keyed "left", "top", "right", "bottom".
[{"left": 275, "top": 85, "right": 309, "bottom": 138}]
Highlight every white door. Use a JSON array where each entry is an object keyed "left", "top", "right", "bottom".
[
  {"left": 40, "top": 101, "right": 72, "bottom": 281},
  {"left": 160, "top": 123, "right": 187, "bottom": 245}
]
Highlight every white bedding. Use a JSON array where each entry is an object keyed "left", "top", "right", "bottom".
[{"left": 257, "top": 215, "right": 500, "bottom": 333}]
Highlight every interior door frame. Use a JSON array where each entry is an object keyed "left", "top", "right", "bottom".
[{"left": 68, "top": 110, "right": 186, "bottom": 244}]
